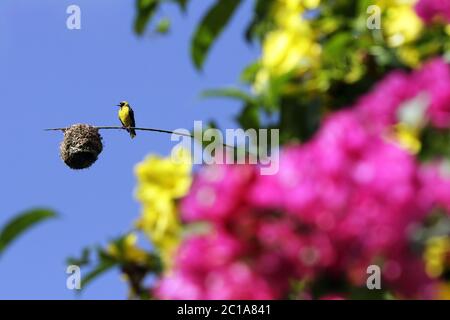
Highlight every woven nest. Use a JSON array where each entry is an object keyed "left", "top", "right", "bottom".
[{"left": 60, "top": 124, "right": 103, "bottom": 169}]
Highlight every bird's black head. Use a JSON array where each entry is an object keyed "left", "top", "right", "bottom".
[{"left": 117, "top": 101, "right": 128, "bottom": 107}]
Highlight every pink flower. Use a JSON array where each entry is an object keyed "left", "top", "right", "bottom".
[
  {"left": 319, "top": 294, "right": 346, "bottom": 300},
  {"left": 382, "top": 253, "right": 438, "bottom": 299},
  {"left": 181, "top": 165, "right": 255, "bottom": 223},
  {"left": 200, "top": 263, "right": 279, "bottom": 299},
  {"left": 416, "top": 0, "right": 450, "bottom": 23},
  {"left": 160, "top": 130, "right": 436, "bottom": 299},
  {"left": 356, "top": 71, "right": 415, "bottom": 133},
  {"left": 156, "top": 60, "right": 450, "bottom": 300},
  {"left": 356, "top": 58, "right": 450, "bottom": 129},
  {"left": 175, "top": 232, "right": 244, "bottom": 274},
  {"left": 156, "top": 232, "right": 289, "bottom": 299},
  {"left": 414, "top": 58, "right": 450, "bottom": 128},
  {"left": 157, "top": 271, "right": 204, "bottom": 300}
]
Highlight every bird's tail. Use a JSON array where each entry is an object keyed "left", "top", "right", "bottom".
[{"left": 129, "top": 128, "right": 136, "bottom": 139}]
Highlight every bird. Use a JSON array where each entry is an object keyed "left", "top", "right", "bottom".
[{"left": 117, "top": 101, "right": 136, "bottom": 139}]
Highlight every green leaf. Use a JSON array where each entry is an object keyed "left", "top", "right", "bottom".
[
  {"left": 240, "top": 61, "right": 261, "bottom": 84},
  {"left": 245, "top": 0, "right": 275, "bottom": 42},
  {"left": 323, "top": 32, "right": 353, "bottom": 66},
  {"left": 237, "top": 103, "right": 260, "bottom": 130},
  {"left": 201, "top": 87, "right": 255, "bottom": 105},
  {"left": 135, "top": 0, "right": 159, "bottom": 35},
  {"left": 420, "top": 128, "right": 450, "bottom": 161},
  {"left": 191, "top": 0, "right": 242, "bottom": 70},
  {"left": 0, "top": 209, "right": 57, "bottom": 256},
  {"left": 156, "top": 18, "right": 171, "bottom": 34},
  {"left": 172, "top": 0, "right": 189, "bottom": 11},
  {"left": 69, "top": 245, "right": 119, "bottom": 291},
  {"left": 67, "top": 247, "right": 91, "bottom": 267}
]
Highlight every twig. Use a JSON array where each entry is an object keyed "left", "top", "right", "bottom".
[{"left": 44, "top": 126, "right": 236, "bottom": 149}]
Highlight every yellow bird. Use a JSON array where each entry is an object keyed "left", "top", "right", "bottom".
[{"left": 117, "top": 101, "right": 136, "bottom": 139}]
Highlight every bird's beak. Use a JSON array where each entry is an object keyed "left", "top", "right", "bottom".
[{"left": 116, "top": 104, "right": 121, "bottom": 107}]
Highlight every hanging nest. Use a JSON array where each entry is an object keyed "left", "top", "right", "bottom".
[{"left": 60, "top": 124, "right": 103, "bottom": 169}]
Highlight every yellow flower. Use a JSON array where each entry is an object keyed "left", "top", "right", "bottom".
[
  {"left": 262, "top": 29, "right": 320, "bottom": 76},
  {"left": 137, "top": 198, "right": 181, "bottom": 246},
  {"left": 135, "top": 146, "right": 192, "bottom": 200},
  {"left": 390, "top": 93, "right": 429, "bottom": 153},
  {"left": 253, "top": 0, "right": 321, "bottom": 92},
  {"left": 397, "top": 46, "right": 421, "bottom": 68},
  {"left": 302, "top": 0, "right": 320, "bottom": 10},
  {"left": 437, "top": 282, "right": 450, "bottom": 300},
  {"left": 134, "top": 146, "right": 192, "bottom": 270},
  {"left": 107, "top": 233, "right": 149, "bottom": 265},
  {"left": 445, "top": 24, "right": 450, "bottom": 36},
  {"left": 377, "top": 0, "right": 423, "bottom": 47},
  {"left": 424, "top": 236, "right": 450, "bottom": 278},
  {"left": 392, "top": 123, "right": 422, "bottom": 154},
  {"left": 344, "top": 53, "right": 366, "bottom": 84}
]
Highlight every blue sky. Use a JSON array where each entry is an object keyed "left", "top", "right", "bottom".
[{"left": 0, "top": 0, "right": 257, "bottom": 299}]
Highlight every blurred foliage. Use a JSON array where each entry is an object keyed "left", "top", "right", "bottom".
[
  {"left": 69, "top": 0, "right": 450, "bottom": 298},
  {"left": 0, "top": 209, "right": 57, "bottom": 257},
  {"left": 421, "top": 128, "right": 450, "bottom": 161},
  {"left": 134, "top": 0, "right": 158, "bottom": 35},
  {"left": 134, "top": 0, "right": 188, "bottom": 35},
  {"left": 68, "top": 233, "right": 162, "bottom": 299},
  {"left": 191, "top": 0, "right": 242, "bottom": 70},
  {"left": 155, "top": 18, "right": 171, "bottom": 34},
  {"left": 132, "top": 0, "right": 449, "bottom": 145}
]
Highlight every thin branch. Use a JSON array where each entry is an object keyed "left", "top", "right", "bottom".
[
  {"left": 45, "top": 126, "right": 193, "bottom": 137},
  {"left": 44, "top": 126, "right": 236, "bottom": 149}
]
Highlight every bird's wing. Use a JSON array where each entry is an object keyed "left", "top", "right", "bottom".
[{"left": 129, "top": 107, "right": 136, "bottom": 128}]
